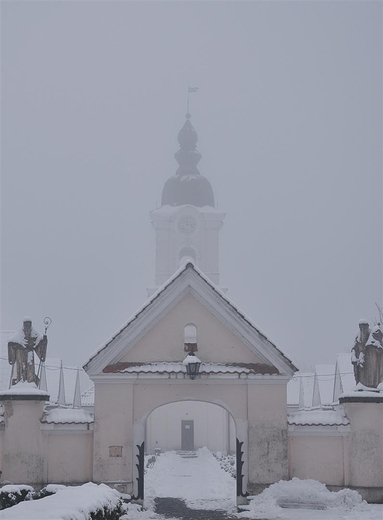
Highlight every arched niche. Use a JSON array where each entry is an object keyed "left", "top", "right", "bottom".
[{"left": 184, "top": 323, "right": 197, "bottom": 352}]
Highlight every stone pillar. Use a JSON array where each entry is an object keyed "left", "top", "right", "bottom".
[
  {"left": 0, "top": 388, "right": 49, "bottom": 487},
  {"left": 340, "top": 394, "right": 383, "bottom": 503}
]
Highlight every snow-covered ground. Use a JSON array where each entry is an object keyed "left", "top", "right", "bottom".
[
  {"left": 145, "top": 447, "right": 236, "bottom": 513},
  {"left": 124, "top": 447, "right": 383, "bottom": 520}
]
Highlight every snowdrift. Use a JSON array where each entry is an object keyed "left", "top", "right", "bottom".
[
  {"left": 0, "top": 482, "right": 124, "bottom": 520},
  {"left": 240, "top": 478, "right": 367, "bottom": 519}
]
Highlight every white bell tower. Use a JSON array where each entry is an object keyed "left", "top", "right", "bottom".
[{"left": 149, "top": 114, "right": 225, "bottom": 293}]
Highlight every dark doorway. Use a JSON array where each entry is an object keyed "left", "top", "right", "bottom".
[{"left": 181, "top": 420, "right": 194, "bottom": 450}]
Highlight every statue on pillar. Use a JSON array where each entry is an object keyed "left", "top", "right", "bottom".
[
  {"left": 351, "top": 320, "right": 383, "bottom": 388},
  {"left": 8, "top": 317, "right": 47, "bottom": 386}
]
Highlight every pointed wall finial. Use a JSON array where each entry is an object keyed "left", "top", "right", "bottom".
[
  {"left": 57, "top": 361, "right": 66, "bottom": 406},
  {"left": 39, "top": 363, "right": 48, "bottom": 393},
  {"left": 73, "top": 368, "right": 81, "bottom": 409},
  {"left": 298, "top": 377, "right": 304, "bottom": 410}
]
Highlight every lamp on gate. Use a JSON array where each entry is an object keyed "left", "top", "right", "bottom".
[{"left": 183, "top": 351, "right": 201, "bottom": 380}]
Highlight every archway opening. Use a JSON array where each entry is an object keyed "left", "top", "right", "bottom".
[{"left": 144, "top": 400, "right": 237, "bottom": 513}]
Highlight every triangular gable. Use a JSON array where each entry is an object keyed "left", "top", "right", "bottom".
[{"left": 83, "top": 263, "right": 298, "bottom": 377}]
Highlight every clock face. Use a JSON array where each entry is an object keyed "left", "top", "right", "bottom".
[{"left": 177, "top": 216, "right": 197, "bottom": 235}]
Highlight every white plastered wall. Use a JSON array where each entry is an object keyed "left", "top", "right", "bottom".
[
  {"left": 43, "top": 430, "right": 93, "bottom": 484},
  {"left": 288, "top": 430, "right": 348, "bottom": 486},
  {"left": 119, "top": 293, "right": 265, "bottom": 365}
]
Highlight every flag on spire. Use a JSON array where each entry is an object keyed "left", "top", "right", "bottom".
[{"left": 188, "top": 87, "right": 199, "bottom": 93}]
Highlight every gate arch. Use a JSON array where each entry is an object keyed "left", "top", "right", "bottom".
[{"left": 131, "top": 391, "right": 249, "bottom": 505}]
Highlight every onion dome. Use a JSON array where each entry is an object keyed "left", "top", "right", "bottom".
[{"left": 161, "top": 115, "right": 215, "bottom": 207}]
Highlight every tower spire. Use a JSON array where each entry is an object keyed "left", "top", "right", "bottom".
[{"left": 150, "top": 108, "right": 225, "bottom": 292}]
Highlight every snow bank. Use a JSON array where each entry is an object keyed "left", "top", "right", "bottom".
[
  {"left": 0, "top": 484, "right": 34, "bottom": 495},
  {"left": 240, "top": 478, "right": 365, "bottom": 519},
  {"left": 43, "top": 484, "right": 67, "bottom": 494},
  {"left": 1, "top": 482, "right": 123, "bottom": 519},
  {"left": 0, "top": 484, "right": 35, "bottom": 509}
]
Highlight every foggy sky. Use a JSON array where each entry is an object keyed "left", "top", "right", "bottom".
[{"left": 1, "top": 1, "right": 382, "bottom": 373}]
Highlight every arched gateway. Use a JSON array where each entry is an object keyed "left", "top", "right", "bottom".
[{"left": 84, "top": 263, "right": 297, "bottom": 505}]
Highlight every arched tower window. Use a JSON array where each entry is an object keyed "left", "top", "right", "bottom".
[
  {"left": 184, "top": 324, "right": 197, "bottom": 352},
  {"left": 179, "top": 246, "right": 196, "bottom": 267}
]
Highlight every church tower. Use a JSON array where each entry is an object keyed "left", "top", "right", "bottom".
[{"left": 150, "top": 114, "right": 225, "bottom": 293}]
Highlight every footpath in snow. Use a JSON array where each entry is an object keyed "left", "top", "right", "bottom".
[
  {"left": 124, "top": 447, "right": 383, "bottom": 520},
  {"left": 145, "top": 447, "right": 236, "bottom": 513}
]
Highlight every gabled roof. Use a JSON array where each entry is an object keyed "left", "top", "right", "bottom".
[{"left": 83, "top": 262, "right": 298, "bottom": 377}]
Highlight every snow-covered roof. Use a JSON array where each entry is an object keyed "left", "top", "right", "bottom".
[
  {"left": 81, "top": 385, "right": 95, "bottom": 407},
  {"left": 103, "top": 361, "right": 279, "bottom": 376},
  {"left": 42, "top": 407, "right": 94, "bottom": 424},
  {"left": 287, "top": 376, "right": 300, "bottom": 406},
  {"left": 84, "top": 262, "right": 297, "bottom": 376},
  {"left": 288, "top": 409, "right": 350, "bottom": 426}
]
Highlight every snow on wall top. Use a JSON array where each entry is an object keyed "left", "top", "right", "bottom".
[
  {"left": 42, "top": 407, "right": 94, "bottom": 424},
  {"left": 0, "top": 380, "right": 49, "bottom": 397},
  {"left": 288, "top": 408, "right": 350, "bottom": 426}
]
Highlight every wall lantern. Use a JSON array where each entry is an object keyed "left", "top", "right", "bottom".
[{"left": 183, "top": 351, "right": 201, "bottom": 380}]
